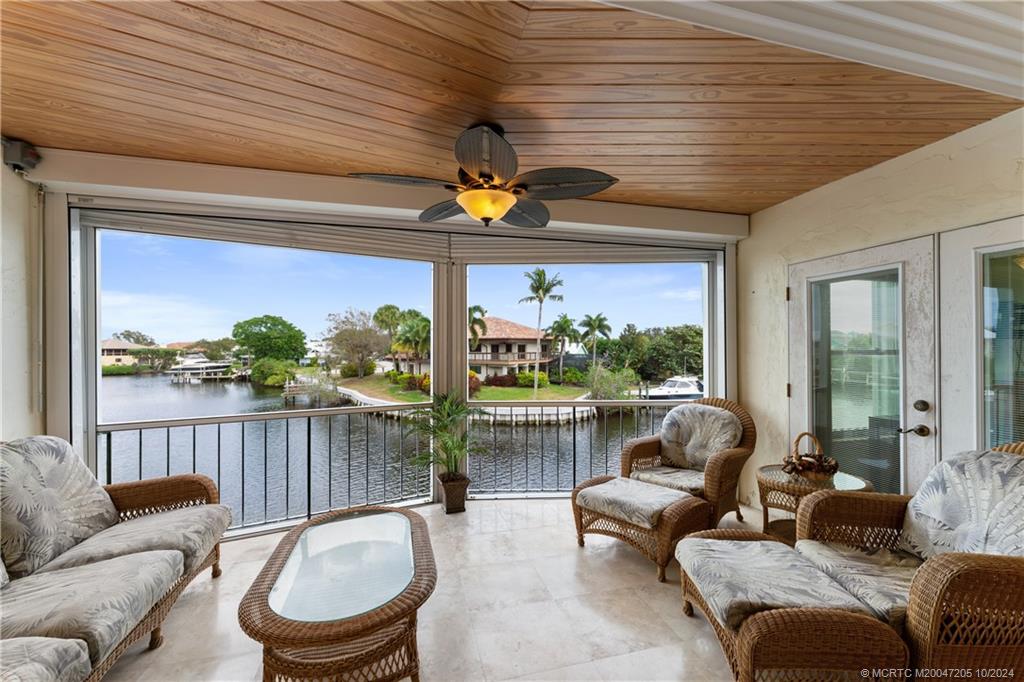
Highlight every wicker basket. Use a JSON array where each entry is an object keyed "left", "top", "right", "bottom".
[{"left": 783, "top": 432, "right": 838, "bottom": 481}]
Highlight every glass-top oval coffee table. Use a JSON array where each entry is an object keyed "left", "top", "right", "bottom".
[
  {"left": 757, "top": 465, "right": 873, "bottom": 544},
  {"left": 238, "top": 507, "right": 436, "bottom": 682}
]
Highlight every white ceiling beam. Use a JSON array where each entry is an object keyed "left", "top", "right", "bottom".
[{"left": 603, "top": 1, "right": 1024, "bottom": 99}]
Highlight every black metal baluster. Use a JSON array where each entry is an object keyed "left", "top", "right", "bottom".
[
  {"left": 399, "top": 412, "right": 404, "bottom": 501},
  {"left": 105, "top": 433, "right": 113, "bottom": 486},
  {"left": 166, "top": 428, "right": 171, "bottom": 477},
  {"left": 509, "top": 406, "right": 513, "bottom": 492},
  {"left": 589, "top": 407, "right": 594, "bottom": 479},
  {"left": 604, "top": 409, "right": 609, "bottom": 475},
  {"left": 306, "top": 417, "right": 312, "bottom": 519},
  {"left": 138, "top": 430, "right": 143, "bottom": 481},
  {"left": 571, "top": 407, "right": 578, "bottom": 489},
  {"left": 347, "top": 414, "right": 352, "bottom": 508},
  {"left": 540, "top": 407, "right": 544, "bottom": 493},
  {"left": 263, "top": 421, "right": 268, "bottom": 524},
  {"left": 383, "top": 412, "right": 388, "bottom": 502},
  {"left": 364, "top": 412, "right": 369, "bottom": 505},
  {"left": 286, "top": 419, "right": 291, "bottom": 519},
  {"left": 241, "top": 422, "right": 246, "bottom": 527},
  {"left": 327, "top": 416, "right": 333, "bottom": 511},
  {"left": 192, "top": 425, "right": 197, "bottom": 474},
  {"left": 492, "top": 411, "right": 497, "bottom": 494},
  {"left": 556, "top": 407, "right": 560, "bottom": 491},
  {"left": 216, "top": 424, "right": 221, "bottom": 491},
  {"left": 525, "top": 407, "right": 529, "bottom": 492}
]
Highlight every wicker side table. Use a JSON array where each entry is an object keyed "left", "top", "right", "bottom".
[{"left": 756, "top": 465, "right": 872, "bottom": 544}]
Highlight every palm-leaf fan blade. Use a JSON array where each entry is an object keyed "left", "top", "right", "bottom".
[
  {"left": 455, "top": 125, "right": 518, "bottom": 182},
  {"left": 500, "top": 198, "right": 549, "bottom": 228},
  {"left": 508, "top": 168, "right": 617, "bottom": 200},
  {"left": 349, "top": 173, "right": 460, "bottom": 190},
  {"left": 419, "top": 199, "right": 465, "bottom": 223}
]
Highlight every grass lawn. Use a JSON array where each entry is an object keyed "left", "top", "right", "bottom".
[
  {"left": 474, "top": 384, "right": 588, "bottom": 401},
  {"left": 339, "top": 374, "right": 426, "bottom": 403},
  {"left": 338, "top": 374, "right": 588, "bottom": 403}
]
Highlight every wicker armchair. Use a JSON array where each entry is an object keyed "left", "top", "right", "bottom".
[
  {"left": 796, "top": 485, "right": 1024, "bottom": 671},
  {"left": 620, "top": 397, "right": 756, "bottom": 524}
]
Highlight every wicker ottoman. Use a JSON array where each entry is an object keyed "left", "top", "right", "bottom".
[{"left": 572, "top": 475, "right": 713, "bottom": 581}]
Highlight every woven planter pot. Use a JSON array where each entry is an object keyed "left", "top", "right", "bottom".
[{"left": 438, "top": 476, "right": 470, "bottom": 514}]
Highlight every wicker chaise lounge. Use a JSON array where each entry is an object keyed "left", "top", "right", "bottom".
[
  {"left": 620, "top": 398, "right": 756, "bottom": 524},
  {"left": 678, "top": 442, "right": 1024, "bottom": 681}
]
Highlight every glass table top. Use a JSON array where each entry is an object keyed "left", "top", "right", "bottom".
[
  {"left": 268, "top": 511, "right": 414, "bottom": 623},
  {"left": 759, "top": 464, "right": 870, "bottom": 491}
]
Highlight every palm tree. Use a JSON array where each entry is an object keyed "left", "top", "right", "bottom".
[
  {"left": 372, "top": 304, "right": 402, "bottom": 352},
  {"left": 395, "top": 316, "right": 431, "bottom": 374},
  {"left": 519, "top": 268, "right": 565, "bottom": 397},
  {"left": 547, "top": 313, "right": 579, "bottom": 382},
  {"left": 468, "top": 305, "right": 488, "bottom": 351},
  {"left": 580, "top": 313, "right": 612, "bottom": 369}
]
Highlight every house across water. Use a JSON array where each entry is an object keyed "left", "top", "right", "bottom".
[{"left": 469, "top": 316, "right": 553, "bottom": 380}]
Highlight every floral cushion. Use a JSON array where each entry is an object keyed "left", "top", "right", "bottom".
[
  {"left": 659, "top": 404, "right": 742, "bottom": 470},
  {"left": 630, "top": 466, "right": 705, "bottom": 495},
  {"left": 38, "top": 504, "right": 231, "bottom": 575},
  {"left": 0, "top": 550, "right": 184, "bottom": 663},
  {"left": 676, "top": 538, "right": 871, "bottom": 631},
  {"left": 897, "top": 449, "right": 1024, "bottom": 559},
  {"left": 796, "top": 540, "right": 921, "bottom": 634},
  {"left": 575, "top": 477, "right": 691, "bottom": 529},
  {"left": 0, "top": 436, "right": 119, "bottom": 578},
  {"left": 0, "top": 637, "right": 92, "bottom": 682}
]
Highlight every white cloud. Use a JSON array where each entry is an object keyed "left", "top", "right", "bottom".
[
  {"left": 659, "top": 288, "right": 703, "bottom": 302},
  {"left": 100, "top": 291, "right": 230, "bottom": 344}
]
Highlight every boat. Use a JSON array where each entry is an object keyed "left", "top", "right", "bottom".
[
  {"left": 167, "top": 352, "right": 233, "bottom": 382},
  {"left": 642, "top": 376, "right": 704, "bottom": 400}
]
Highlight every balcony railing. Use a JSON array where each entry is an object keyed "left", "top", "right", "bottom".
[
  {"left": 96, "top": 398, "right": 692, "bottom": 534},
  {"left": 96, "top": 402, "right": 432, "bottom": 533},
  {"left": 467, "top": 351, "right": 552, "bottom": 363},
  {"left": 465, "top": 400, "right": 687, "bottom": 495}
]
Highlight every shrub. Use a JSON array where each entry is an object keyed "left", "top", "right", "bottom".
[
  {"left": 418, "top": 373, "right": 431, "bottom": 393},
  {"left": 251, "top": 358, "right": 297, "bottom": 387},
  {"left": 385, "top": 369, "right": 400, "bottom": 383},
  {"left": 402, "top": 373, "right": 420, "bottom": 391},
  {"left": 517, "top": 370, "right": 549, "bottom": 388},
  {"left": 562, "top": 367, "right": 585, "bottom": 386},
  {"left": 586, "top": 366, "right": 637, "bottom": 400},
  {"left": 339, "top": 359, "right": 377, "bottom": 378},
  {"left": 102, "top": 364, "right": 137, "bottom": 376},
  {"left": 468, "top": 371, "right": 481, "bottom": 396},
  {"left": 484, "top": 373, "right": 517, "bottom": 387}
]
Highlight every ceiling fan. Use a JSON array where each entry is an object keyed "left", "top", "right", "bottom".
[{"left": 350, "top": 124, "right": 618, "bottom": 228}]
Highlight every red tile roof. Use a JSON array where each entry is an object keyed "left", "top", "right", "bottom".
[{"left": 476, "top": 316, "right": 550, "bottom": 341}]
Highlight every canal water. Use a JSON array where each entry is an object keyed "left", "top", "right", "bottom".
[{"left": 100, "top": 375, "right": 669, "bottom": 529}]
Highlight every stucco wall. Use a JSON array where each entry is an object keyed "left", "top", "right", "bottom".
[
  {"left": 736, "top": 108, "right": 1024, "bottom": 503},
  {"left": 1, "top": 165, "right": 45, "bottom": 440}
]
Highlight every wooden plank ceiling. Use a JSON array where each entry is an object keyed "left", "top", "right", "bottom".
[{"left": 2, "top": 0, "right": 1020, "bottom": 215}]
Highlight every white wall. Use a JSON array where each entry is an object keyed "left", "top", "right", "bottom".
[
  {"left": 736, "top": 108, "right": 1024, "bottom": 502},
  {"left": 1, "top": 165, "right": 45, "bottom": 440}
]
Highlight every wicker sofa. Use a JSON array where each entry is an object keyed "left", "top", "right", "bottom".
[
  {"left": 620, "top": 397, "right": 756, "bottom": 524},
  {"left": 0, "top": 436, "right": 231, "bottom": 682},
  {"left": 678, "top": 443, "right": 1024, "bottom": 681}
]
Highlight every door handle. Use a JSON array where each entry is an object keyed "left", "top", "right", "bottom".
[{"left": 897, "top": 424, "right": 931, "bottom": 437}]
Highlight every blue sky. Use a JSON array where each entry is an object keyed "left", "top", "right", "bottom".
[{"left": 99, "top": 230, "right": 705, "bottom": 344}]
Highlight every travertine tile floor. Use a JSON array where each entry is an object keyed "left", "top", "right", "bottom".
[{"left": 105, "top": 499, "right": 763, "bottom": 682}]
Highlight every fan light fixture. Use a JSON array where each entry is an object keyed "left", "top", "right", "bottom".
[
  {"left": 349, "top": 123, "right": 618, "bottom": 229},
  {"left": 456, "top": 188, "right": 517, "bottom": 226}
]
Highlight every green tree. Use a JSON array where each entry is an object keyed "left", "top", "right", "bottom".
[
  {"left": 232, "top": 315, "right": 307, "bottom": 361},
  {"left": 641, "top": 325, "right": 703, "bottom": 379},
  {"left": 325, "top": 308, "right": 388, "bottom": 378},
  {"left": 126, "top": 347, "right": 180, "bottom": 372},
  {"left": 580, "top": 313, "right": 612, "bottom": 368},
  {"left": 113, "top": 330, "right": 155, "bottom": 346},
  {"left": 519, "top": 268, "right": 564, "bottom": 398},
  {"left": 547, "top": 313, "right": 579, "bottom": 382},
  {"left": 190, "top": 337, "right": 236, "bottom": 362},
  {"left": 587, "top": 365, "right": 637, "bottom": 400},
  {"left": 468, "top": 305, "right": 488, "bottom": 351},
  {"left": 395, "top": 315, "right": 431, "bottom": 374},
  {"left": 372, "top": 304, "right": 402, "bottom": 351},
  {"left": 250, "top": 358, "right": 297, "bottom": 387}
]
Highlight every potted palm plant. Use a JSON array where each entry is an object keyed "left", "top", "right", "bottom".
[{"left": 408, "top": 391, "right": 486, "bottom": 514}]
